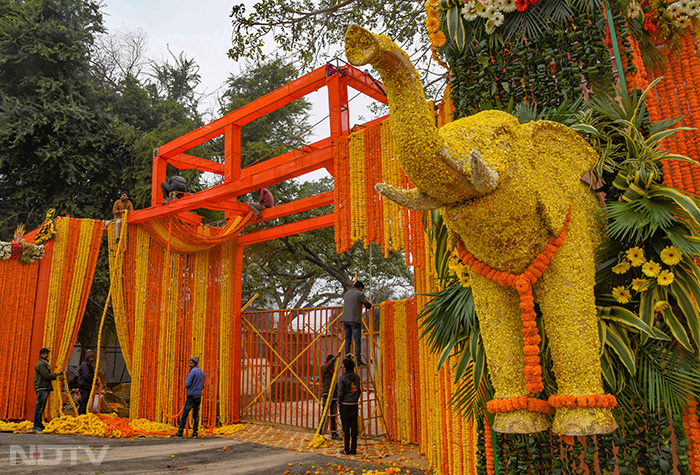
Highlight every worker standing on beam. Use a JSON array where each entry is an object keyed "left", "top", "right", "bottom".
[
  {"left": 161, "top": 175, "right": 188, "bottom": 204},
  {"left": 249, "top": 187, "right": 274, "bottom": 219}
]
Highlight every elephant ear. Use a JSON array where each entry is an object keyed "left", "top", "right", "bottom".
[{"left": 523, "top": 120, "right": 599, "bottom": 234}]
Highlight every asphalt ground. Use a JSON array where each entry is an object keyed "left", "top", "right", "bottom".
[{"left": 0, "top": 432, "right": 431, "bottom": 475}]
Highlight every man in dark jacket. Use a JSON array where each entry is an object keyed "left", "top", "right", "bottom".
[
  {"left": 77, "top": 350, "right": 95, "bottom": 415},
  {"left": 161, "top": 175, "right": 188, "bottom": 204},
  {"left": 175, "top": 357, "right": 205, "bottom": 438},
  {"left": 33, "top": 348, "right": 63, "bottom": 432},
  {"left": 319, "top": 353, "right": 342, "bottom": 440},
  {"left": 337, "top": 356, "right": 362, "bottom": 455},
  {"left": 340, "top": 281, "right": 372, "bottom": 366}
]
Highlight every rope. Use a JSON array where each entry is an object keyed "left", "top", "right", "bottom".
[
  {"left": 307, "top": 355, "right": 342, "bottom": 448},
  {"left": 88, "top": 287, "right": 111, "bottom": 413},
  {"left": 62, "top": 373, "right": 79, "bottom": 416}
]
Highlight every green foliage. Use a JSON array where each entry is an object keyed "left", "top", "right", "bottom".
[
  {"left": 242, "top": 179, "right": 414, "bottom": 309},
  {"left": 229, "top": 0, "right": 427, "bottom": 72},
  {"left": 0, "top": 0, "right": 125, "bottom": 235},
  {"left": 447, "top": 0, "right": 630, "bottom": 116}
]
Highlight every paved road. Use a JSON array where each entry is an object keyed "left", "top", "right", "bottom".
[{"left": 0, "top": 432, "right": 428, "bottom": 475}]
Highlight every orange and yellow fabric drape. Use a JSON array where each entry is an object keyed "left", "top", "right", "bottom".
[
  {"left": 43, "top": 217, "right": 104, "bottom": 419},
  {"left": 0, "top": 256, "right": 41, "bottom": 419},
  {"left": 107, "top": 216, "right": 242, "bottom": 427}
]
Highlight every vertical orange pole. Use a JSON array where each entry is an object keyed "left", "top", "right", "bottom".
[
  {"left": 231, "top": 241, "right": 245, "bottom": 422},
  {"left": 25, "top": 240, "right": 54, "bottom": 421},
  {"left": 327, "top": 71, "right": 350, "bottom": 140},
  {"left": 224, "top": 124, "right": 242, "bottom": 220},
  {"left": 152, "top": 154, "right": 168, "bottom": 207}
]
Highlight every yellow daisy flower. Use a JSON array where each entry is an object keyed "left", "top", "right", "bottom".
[
  {"left": 626, "top": 247, "right": 646, "bottom": 267},
  {"left": 612, "top": 286, "right": 632, "bottom": 304},
  {"left": 631, "top": 278, "right": 648, "bottom": 291},
  {"left": 660, "top": 246, "right": 682, "bottom": 266},
  {"left": 642, "top": 260, "right": 661, "bottom": 277},
  {"left": 657, "top": 269, "right": 674, "bottom": 286},
  {"left": 612, "top": 261, "right": 630, "bottom": 274},
  {"left": 654, "top": 300, "right": 669, "bottom": 312}
]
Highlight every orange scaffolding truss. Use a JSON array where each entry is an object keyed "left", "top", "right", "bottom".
[{"left": 111, "top": 62, "right": 389, "bottom": 423}]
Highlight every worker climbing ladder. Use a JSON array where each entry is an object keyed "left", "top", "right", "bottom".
[{"left": 309, "top": 307, "right": 387, "bottom": 449}]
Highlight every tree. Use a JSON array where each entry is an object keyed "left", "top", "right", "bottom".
[
  {"left": 242, "top": 178, "right": 414, "bottom": 309},
  {"left": 0, "top": 0, "right": 130, "bottom": 237},
  {"left": 218, "top": 57, "right": 312, "bottom": 169},
  {"left": 228, "top": 0, "right": 446, "bottom": 96}
]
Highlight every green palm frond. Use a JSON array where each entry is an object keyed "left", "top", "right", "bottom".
[{"left": 635, "top": 343, "right": 700, "bottom": 414}]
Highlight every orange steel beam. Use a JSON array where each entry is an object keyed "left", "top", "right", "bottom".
[
  {"left": 238, "top": 213, "right": 334, "bottom": 245},
  {"left": 343, "top": 65, "right": 388, "bottom": 105},
  {"left": 212, "top": 191, "right": 334, "bottom": 220},
  {"left": 166, "top": 153, "right": 225, "bottom": 175},
  {"left": 133, "top": 144, "right": 334, "bottom": 224},
  {"left": 151, "top": 156, "right": 167, "bottom": 207},
  {"left": 157, "top": 66, "right": 330, "bottom": 159},
  {"left": 259, "top": 191, "right": 334, "bottom": 220}
]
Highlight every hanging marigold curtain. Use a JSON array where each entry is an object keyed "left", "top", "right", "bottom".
[
  {"left": 626, "top": 30, "right": 700, "bottom": 193},
  {"left": 107, "top": 215, "right": 243, "bottom": 426},
  {"left": 43, "top": 217, "right": 104, "bottom": 419},
  {"left": 333, "top": 118, "right": 424, "bottom": 265},
  {"left": 0, "top": 257, "right": 41, "bottom": 419}
]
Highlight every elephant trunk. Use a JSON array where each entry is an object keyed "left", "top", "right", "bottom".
[{"left": 345, "top": 25, "right": 490, "bottom": 204}]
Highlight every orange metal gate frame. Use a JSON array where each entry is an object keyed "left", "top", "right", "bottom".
[{"left": 241, "top": 312, "right": 342, "bottom": 411}]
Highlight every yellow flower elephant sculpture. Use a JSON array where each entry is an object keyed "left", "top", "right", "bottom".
[{"left": 345, "top": 25, "right": 617, "bottom": 436}]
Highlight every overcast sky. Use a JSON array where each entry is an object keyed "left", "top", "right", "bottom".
[{"left": 101, "top": 0, "right": 380, "bottom": 143}]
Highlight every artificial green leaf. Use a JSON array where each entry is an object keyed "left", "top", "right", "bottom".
[
  {"left": 605, "top": 326, "right": 636, "bottom": 374},
  {"left": 445, "top": 7, "right": 466, "bottom": 51},
  {"left": 604, "top": 306, "right": 655, "bottom": 336},
  {"left": 661, "top": 307, "right": 692, "bottom": 351}
]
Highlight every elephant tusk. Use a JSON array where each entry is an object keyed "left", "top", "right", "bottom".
[
  {"left": 374, "top": 183, "right": 443, "bottom": 210},
  {"left": 449, "top": 210, "right": 463, "bottom": 221},
  {"left": 469, "top": 149, "right": 499, "bottom": 194}
]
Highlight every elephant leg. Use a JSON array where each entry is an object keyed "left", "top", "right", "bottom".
[
  {"left": 534, "top": 229, "right": 617, "bottom": 436},
  {"left": 471, "top": 273, "right": 550, "bottom": 433}
]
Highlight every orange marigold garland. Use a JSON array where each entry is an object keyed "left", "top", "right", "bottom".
[
  {"left": 458, "top": 207, "right": 573, "bottom": 399},
  {"left": 547, "top": 394, "right": 617, "bottom": 410},
  {"left": 683, "top": 402, "right": 700, "bottom": 473},
  {"left": 486, "top": 396, "right": 554, "bottom": 415},
  {"left": 483, "top": 417, "right": 496, "bottom": 475}
]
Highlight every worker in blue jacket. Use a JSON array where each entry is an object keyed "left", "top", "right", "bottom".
[{"left": 174, "top": 357, "right": 205, "bottom": 438}]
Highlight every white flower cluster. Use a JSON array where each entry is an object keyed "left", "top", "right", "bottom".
[
  {"left": 462, "top": 0, "right": 516, "bottom": 34},
  {"left": 22, "top": 244, "right": 45, "bottom": 264},
  {"left": 0, "top": 241, "right": 45, "bottom": 264},
  {"left": 627, "top": 0, "right": 642, "bottom": 19},
  {"left": 0, "top": 242, "right": 11, "bottom": 260},
  {"left": 667, "top": 0, "right": 700, "bottom": 29}
]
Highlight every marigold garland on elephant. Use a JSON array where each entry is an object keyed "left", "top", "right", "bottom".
[{"left": 345, "top": 25, "right": 617, "bottom": 436}]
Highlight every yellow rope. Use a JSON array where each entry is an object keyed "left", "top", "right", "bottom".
[
  {"left": 62, "top": 373, "right": 79, "bottom": 416},
  {"left": 88, "top": 288, "right": 112, "bottom": 413},
  {"left": 307, "top": 355, "right": 342, "bottom": 449}
]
